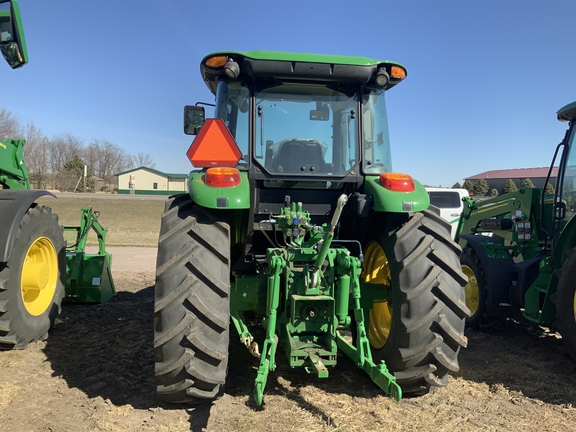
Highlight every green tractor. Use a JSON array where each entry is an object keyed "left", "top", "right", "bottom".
[
  {"left": 456, "top": 100, "right": 576, "bottom": 360},
  {"left": 0, "top": 0, "right": 26, "bottom": 69},
  {"left": 154, "top": 50, "right": 469, "bottom": 405},
  {"left": 0, "top": 0, "right": 114, "bottom": 350}
]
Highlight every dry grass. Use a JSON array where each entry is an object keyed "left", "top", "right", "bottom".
[{"left": 37, "top": 195, "right": 166, "bottom": 247}]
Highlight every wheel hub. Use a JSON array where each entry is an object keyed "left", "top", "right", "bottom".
[
  {"left": 363, "top": 241, "right": 392, "bottom": 349},
  {"left": 461, "top": 264, "right": 479, "bottom": 315},
  {"left": 21, "top": 237, "right": 58, "bottom": 316}
]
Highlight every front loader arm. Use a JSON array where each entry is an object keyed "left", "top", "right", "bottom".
[{"left": 455, "top": 189, "right": 539, "bottom": 246}]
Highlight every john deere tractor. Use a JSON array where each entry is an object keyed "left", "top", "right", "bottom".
[
  {"left": 154, "top": 50, "right": 469, "bottom": 405},
  {"left": 0, "top": 0, "right": 114, "bottom": 350},
  {"left": 456, "top": 100, "right": 576, "bottom": 361}
]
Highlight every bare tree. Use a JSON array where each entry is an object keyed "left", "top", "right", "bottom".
[
  {"left": 86, "top": 139, "right": 132, "bottom": 187},
  {"left": 130, "top": 152, "right": 156, "bottom": 169},
  {"left": 22, "top": 122, "right": 49, "bottom": 189},
  {"left": 0, "top": 111, "right": 153, "bottom": 192},
  {"left": 0, "top": 107, "right": 22, "bottom": 140},
  {"left": 48, "top": 132, "right": 84, "bottom": 190},
  {"left": 83, "top": 141, "right": 100, "bottom": 176}
]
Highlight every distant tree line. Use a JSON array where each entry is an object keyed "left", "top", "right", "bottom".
[
  {"left": 0, "top": 107, "right": 156, "bottom": 192},
  {"left": 454, "top": 178, "right": 555, "bottom": 197}
]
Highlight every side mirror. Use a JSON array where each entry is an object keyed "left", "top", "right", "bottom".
[
  {"left": 0, "top": 0, "right": 28, "bottom": 69},
  {"left": 184, "top": 105, "right": 205, "bottom": 135}
]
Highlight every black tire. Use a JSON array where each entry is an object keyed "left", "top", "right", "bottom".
[
  {"left": 364, "top": 209, "right": 469, "bottom": 395},
  {"left": 555, "top": 248, "right": 576, "bottom": 361},
  {"left": 0, "top": 205, "right": 66, "bottom": 349},
  {"left": 154, "top": 194, "right": 230, "bottom": 404},
  {"left": 460, "top": 247, "right": 488, "bottom": 328}
]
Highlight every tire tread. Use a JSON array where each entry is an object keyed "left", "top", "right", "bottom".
[
  {"left": 154, "top": 195, "right": 230, "bottom": 404},
  {"left": 371, "top": 208, "right": 469, "bottom": 395}
]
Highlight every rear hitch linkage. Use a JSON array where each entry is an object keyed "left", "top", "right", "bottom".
[{"left": 235, "top": 194, "right": 401, "bottom": 405}]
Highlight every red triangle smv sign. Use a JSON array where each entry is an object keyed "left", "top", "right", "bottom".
[{"left": 186, "top": 119, "right": 242, "bottom": 167}]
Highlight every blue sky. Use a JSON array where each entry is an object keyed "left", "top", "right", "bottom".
[{"left": 3, "top": 0, "right": 575, "bottom": 187}]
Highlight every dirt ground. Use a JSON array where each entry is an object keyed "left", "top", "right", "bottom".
[
  {"left": 0, "top": 247, "right": 575, "bottom": 431},
  {"left": 2, "top": 197, "right": 576, "bottom": 431}
]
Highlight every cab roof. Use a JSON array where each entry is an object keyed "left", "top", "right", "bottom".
[
  {"left": 200, "top": 50, "right": 407, "bottom": 95},
  {"left": 557, "top": 100, "right": 576, "bottom": 122}
]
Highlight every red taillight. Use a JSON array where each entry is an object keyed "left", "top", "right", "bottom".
[
  {"left": 205, "top": 167, "right": 241, "bottom": 187},
  {"left": 379, "top": 173, "right": 415, "bottom": 192}
]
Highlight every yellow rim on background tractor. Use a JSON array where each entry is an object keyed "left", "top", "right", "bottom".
[
  {"left": 363, "top": 241, "right": 392, "bottom": 349},
  {"left": 461, "top": 264, "right": 479, "bottom": 317},
  {"left": 20, "top": 236, "right": 58, "bottom": 316}
]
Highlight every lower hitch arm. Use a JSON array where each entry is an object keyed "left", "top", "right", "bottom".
[
  {"left": 336, "top": 254, "right": 402, "bottom": 401},
  {"left": 253, "top": 253, "right": 283, "bottom": 405}
]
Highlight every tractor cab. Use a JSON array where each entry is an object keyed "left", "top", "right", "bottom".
[
  {"left": 186, "top": 52, "right": 406, "bottom": 185},
  {"left": 184, "top": 50, "right": 414, "bottom": 230},
  {"left": 554, "top": 101, "right": 576, "bottom": 229}
]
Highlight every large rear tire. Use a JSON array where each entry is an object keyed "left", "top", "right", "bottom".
[
  {"left": 0, "top": 205, "right": 65, "bottom": 349},
  {"left": 555, "top": 248, "right": 576, "bottom": 361},
  {"left": 363, "top": 209, "right": 469, "bottom": 395},
  {"left": 154, "top": 194, "right": 230, "bottom": 403}
]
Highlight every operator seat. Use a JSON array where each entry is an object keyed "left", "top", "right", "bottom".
[{"left": 273, "top": 139, "right": 325, "bottom": 174}]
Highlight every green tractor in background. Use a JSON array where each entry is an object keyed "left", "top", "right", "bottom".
[
  {"left": 0, "top": 0, "right": 114, "bottom": 350},
  {"left": 456, "top": 100, "right": 576, "bottom": 360},
  {"left": 0, "top": 0, "right": 26, "bottom": 69},
  {"left": 154, "top": 50, "right": 469, "bottom": 405}
]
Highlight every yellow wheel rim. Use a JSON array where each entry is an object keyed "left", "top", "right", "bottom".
[
  {"left": 21, "top": 237, "right": 58, "bottom": 316},
  {"left": 461, "top": 264, "right": 479, "bottom": 316},
  {"left": 363, "top": 241, "right": 392, "bottom": 349}
]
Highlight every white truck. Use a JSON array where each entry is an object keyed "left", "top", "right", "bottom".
[{"left": 425, "top": 187, "right": 469, "bottom": 239}]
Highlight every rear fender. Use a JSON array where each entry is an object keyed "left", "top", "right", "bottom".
[
  {"left": 0, "top": 190, "right": 56, "bottom": 262},
  {"left": 188, "top": 170, "right": 250, "bottom": 209},
  {"left": 363, "top": 175, "right": 429, "bottom": 213}
]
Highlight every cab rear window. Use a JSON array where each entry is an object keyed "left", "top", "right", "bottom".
[{"left": 428, "top": 191, "right": 461, "bottom": 208}]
